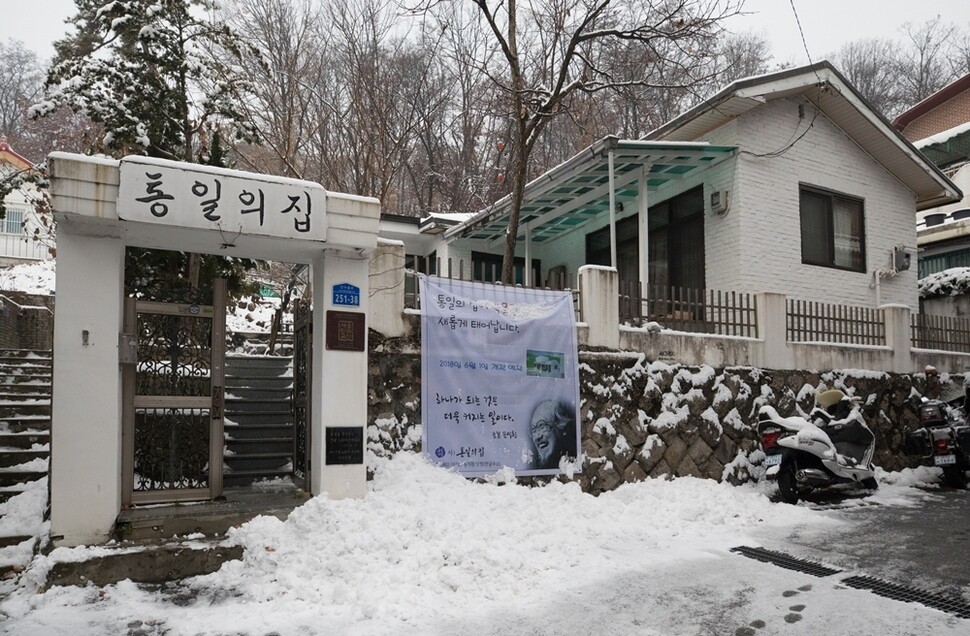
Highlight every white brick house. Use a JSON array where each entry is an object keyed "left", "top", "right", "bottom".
[
  {"left": 0, "top": 137, "right": 51, "bottom": 265},
  {"left": 399, "top": 63, "right": 961, "bottom": 312}
]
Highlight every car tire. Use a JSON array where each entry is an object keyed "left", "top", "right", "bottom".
[
  {"left": 942, "top": 465, "right": 968, "bottom": 489},
  {"left": 861, "top": 477, "right": 878, "bottom": 490}
]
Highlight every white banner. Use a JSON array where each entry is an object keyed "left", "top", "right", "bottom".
[{"left": 420, "top": 277, "right": 581, "bottom": 477}]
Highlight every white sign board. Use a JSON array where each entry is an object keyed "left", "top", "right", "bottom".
[
  {"left": 421, "top": 277, "right": 581, "bottom": 477},
  {"left": 118, "top": 156, "right": 327, "bottom": 241}
]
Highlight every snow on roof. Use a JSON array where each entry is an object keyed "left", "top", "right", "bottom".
[{"left": 914, "top": 121, "right": 970, "bottom": 149}]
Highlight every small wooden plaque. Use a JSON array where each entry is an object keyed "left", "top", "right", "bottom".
[{"left": 325, "top": 310, "right": 365, "bottom": 351}]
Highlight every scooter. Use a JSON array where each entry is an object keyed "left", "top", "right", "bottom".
[
  {"left": 757, "top": 389, "right": 878, "bottom": 504},
  {"left": 903, "top": 395, "right": 970, "bottom": 488}
]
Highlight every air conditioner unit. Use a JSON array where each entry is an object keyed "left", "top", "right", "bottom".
[{"left": 710, "top": 190, "right": 729, "bottom": 216}]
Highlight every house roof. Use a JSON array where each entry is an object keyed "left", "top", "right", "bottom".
[
  {"left": 0, "top": 136, "right": 33, "bottom": 172},
  {"left": 893, "top": 72, "right": 970, "bottom": 133},
  {"left": 647, "top": 61, "right": 961, "bottom": 212},
  {"left": 445, "top": 137, "right": 735, "bottom": 243}
]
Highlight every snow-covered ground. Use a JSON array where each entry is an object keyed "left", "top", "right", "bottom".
[{"left": 0, "top": 454, "right": 965, "bottom": 635}]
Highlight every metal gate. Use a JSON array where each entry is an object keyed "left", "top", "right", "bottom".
[
  {"left": 121, "top": 279, "right": 226, "bottom": 505},
  {"left": 292, "top": 298, "right": 311, "bottom": 490}
]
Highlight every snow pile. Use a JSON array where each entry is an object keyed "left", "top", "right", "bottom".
[
  {"left": 227, "top": 295, "right": 284, "bottom": 334},
  {"left": 0, "top": 478, "right": 51, "bottom": 572},
  {"left": 0, "top": 260, "right": 55, "bottom": 296},
  {"left": 918, "top": 267, "right": 970, "bottom": 299},
  {"left": 2, "top": 455, "right": 967, "bottom": 634}
]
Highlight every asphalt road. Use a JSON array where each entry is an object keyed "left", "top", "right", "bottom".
[{"left": 769, "top": 486, "right": 970, "bottom": 599}]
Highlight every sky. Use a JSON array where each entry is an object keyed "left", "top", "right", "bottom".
[{"left": 2, "top": 0, "right": 970, "bottom": 64}]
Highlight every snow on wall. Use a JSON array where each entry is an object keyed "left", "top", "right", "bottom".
[{"left": 367, "top": 332, "right": 947, "bottom": 494}]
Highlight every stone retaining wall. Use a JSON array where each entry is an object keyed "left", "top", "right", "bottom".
[{"left": 367, "top": 327, "right": 953, "bottom": 494}]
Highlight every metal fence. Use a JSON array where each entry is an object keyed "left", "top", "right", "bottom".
[
  {"left": 619, "top": 282, "right": 759, "bottom": 337},
  {"left": 911, "top": 313, "right": 970, "bottom": 353},
  {"left": 787, "top": 299, "right": 885, "bottom": 345}
]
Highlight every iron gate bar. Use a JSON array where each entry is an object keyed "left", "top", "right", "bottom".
[
  {"left": 841, "top": 575, "right": 970, "bottom": 619},
  {"left": 730, "top": 546, "right": 843, "bottom": 577},
  {"left": 121, "top": 279, "right": 226, "bottom": 507}
]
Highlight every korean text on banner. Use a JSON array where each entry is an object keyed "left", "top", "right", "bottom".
[{"left": 420, "top": 277, "right": 580, "bottom": 477}]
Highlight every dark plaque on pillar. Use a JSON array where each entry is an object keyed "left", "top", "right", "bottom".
[
  {"left": 325, "top": 310, "right": 365, "bottom": 351},
  {"left": 325, "top": 427, "right": 363, "bottom": 465}
]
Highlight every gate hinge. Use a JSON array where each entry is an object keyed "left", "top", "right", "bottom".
[{"left": 119, "top": 333, "right": 138, "bottom": 364}]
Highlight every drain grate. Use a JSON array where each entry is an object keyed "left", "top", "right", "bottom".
[
  {"left": 842, "top": 576, "right": 970, "bottom": 619},
  {"left": 730, "top": 546, "right": 842, "bottom": 577}
]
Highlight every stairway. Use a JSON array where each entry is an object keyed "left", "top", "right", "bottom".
[
  {"left": 223, "top": 355, "right": 295, "bottom": 487},
  {"left": 0, "top": 349, "right": 52, "bottom": 578}
]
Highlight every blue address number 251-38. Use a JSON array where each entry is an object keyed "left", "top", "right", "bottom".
[{"left": 332, "top": 283, "right": 360, "bottom": 307}]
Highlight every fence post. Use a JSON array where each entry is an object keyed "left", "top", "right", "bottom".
[
  {"left": 881, "top": 304, "right": 912, "bottom": 373},
  {"left": 368, "top": 238, "right": 407, "bottom": 338},
  {"left": 754, "top": 292, "right": 790, "bottom": 370},
  {"left": 579, "top": 265, "right": 619, "bottom": 348}
]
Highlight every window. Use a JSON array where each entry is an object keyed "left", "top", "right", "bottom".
[
  {"left": 585, "top": 186, "right": 705, "bottom": 289},
  {"left": 799, "top": 187, "right": 865, "bottom": 272},
  {"left": 3, "top": 209, "right": 24, "bottom": 235},
  {"left": 472, "top": 251, "right": 539, "bottom": 285}
]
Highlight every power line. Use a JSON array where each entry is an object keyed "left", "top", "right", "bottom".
[{"left": 788, "top": 0, "right": 814, "bottom": 65}]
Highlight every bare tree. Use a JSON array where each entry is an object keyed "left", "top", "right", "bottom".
[
  {"left": 422, "top": 0, "right": 741, "bottom": 283},
  {"left": 227, "top": 0, "right": 324, "bottom": 178},
  {"left": 832, "top": 38, "right": 903, "bottom": 118},
  {"left": 896, "top": 17, "right": 958, "bottom": 108},
  {"left": 0, "top": 40, "right": 44, "bottom": 142}
]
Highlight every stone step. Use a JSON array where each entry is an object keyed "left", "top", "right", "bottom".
[
  {"left": 112, "top": 485, "right": 305, "bottom": 544},
  {"left": 223, "top": 467, "right": 292, "bottom": 488},
  {"left": 45, "top": 540, "right": 245, "bottom": 587},
  {"left": 0, "top": 362, "right": 52, "bottom": 373},
  {"left": 225, "top": 398, "right": 291, "bottom": 413},
  {"left": 0, "top": 372, "right": 52, "bottom": 382},
  {"left": 226, "top": 356, "right": 294, "bottom": 370},
  {"left": 0, "top": 391, "right": 52, "bottom": 401},
  {"left": 225, "top": 437, "right": 293, "bottom": 455},
  {"left": 0, "top": 488, "right": 27, "bottom": 504},
  {"left": 224, "top": 386, "right": 291, "bottom": 401},
  {"left": 0, "top": 432, "right": 50, "bottom": 449},
  {"left": 0, "top": 403, "right": 51, "bottom": 418},
  {"left": 224, "top": 411, "right": 292, "bottom": 427},
  {"left": 0, "top": 535, "right": 33, "bottom": 549},
  {"left": 0, "top": 450, "right": 48, "bottom": 468},
  {"left": 224, "top": 452, "right": 291, "bottom": 472},
  {"left": 225, "top": 423, "right": 294, "bottom": 441},
  {"left": 0, "top": 417, "right": 51, "bottom": 433},
  {"left": 225, "top": 375, "right": 292, "bottom": 390},
  {"left": 0, "top": 350, "right": 52, "bottom": 361},
  {"left": 0, "top": 383, "right": 52, "bottom": 395},
  {"left": 0, "top": 470, "right": 47, "bottom": 488}
]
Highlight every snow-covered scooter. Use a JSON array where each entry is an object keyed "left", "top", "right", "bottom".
[{"left": 757, "top": 389, "right": 878, "bottom": 504}]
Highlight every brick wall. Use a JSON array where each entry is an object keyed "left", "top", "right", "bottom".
[
  {"left": 901, "top": 89, "right": 970, "bottom": 141},
  {"left": 0, "top": 290, "right": 54, "bottom": 350}
]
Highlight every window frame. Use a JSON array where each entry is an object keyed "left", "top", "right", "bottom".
[
  {"left": 799, "top": 185, "right": 866, "bottom": 273},
  {"left": 2, "top": 208, "right": 24, "bottom": 235}
]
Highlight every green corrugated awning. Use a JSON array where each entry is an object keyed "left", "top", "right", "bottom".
[
  {"left": 447, "top": 136, "right": 736, "bottom": 244},
  {"left": 919, "top": 129, "right": 970, "bottom": 169}
]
